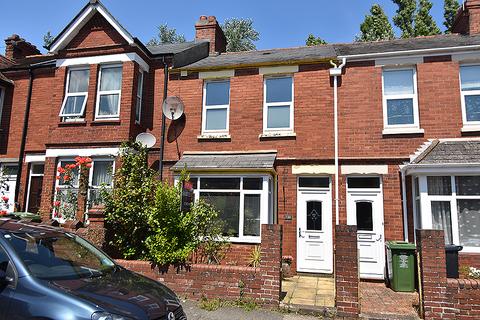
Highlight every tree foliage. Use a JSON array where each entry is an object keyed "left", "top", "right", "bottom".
[
  {"left": 147, "top": 23, "right": 186, "bottom": 46},
  {"left": 104, "top": 142, "right": 226, "bottom": 266},
  {"left": 414, "top": 0, "right": 441, "bottom": 36},
  {"left": 43, "top": 31, "right": 54, "bottom": 49},
  {"left": 444, "top": 0, "right": 460, "bottom": 33},
  {"left": 393, "top": 0, "right": 417, "bottom": 38},
  {"left": 222, "top": 18, "right": 259, "bottom": 52},
  {"left": 356, "top": 4, "right": 395, "bottom": 42},
  {"left": 305, "top": 34, "right": 327, "bottom": 46}
]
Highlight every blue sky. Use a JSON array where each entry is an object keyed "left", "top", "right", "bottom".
[{"left": 0, "top": 0, "right": 446, "bottom": 52}]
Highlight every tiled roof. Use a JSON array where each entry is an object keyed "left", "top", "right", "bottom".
[
  {"left": 171, "top": 152, "right": 277, "bottom": 171},
  {"left": 146, "top": 40, "right": 209, "bottom": 55},
  {"left": 413, "top": 140, "right": 480, "bottom": 164}
]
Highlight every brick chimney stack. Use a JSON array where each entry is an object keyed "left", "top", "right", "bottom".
[
  {"left": 452, "top": 0, "right": 480, "bottom": 35},
  {"left": 4, "top": 34, "right": 41, "bottom": 61},
  {"left": 195, "top": 16, "right": 227, "bottom": 55}
]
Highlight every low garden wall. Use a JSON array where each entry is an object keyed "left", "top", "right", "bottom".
[
  {"left": 118, "top": 224, "right": 282, "bottom": 307},
  {"left": 417, "top": 229, "right": 480, "bottom": 319}
]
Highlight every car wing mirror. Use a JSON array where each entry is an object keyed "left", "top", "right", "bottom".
[{"left": 0, "top": 270, "right": 13, "bottom": 286}]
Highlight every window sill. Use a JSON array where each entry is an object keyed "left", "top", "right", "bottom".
[
  {"left": 228, "top": 237, "right": 261, "bottom": 244},
  {"left": 197, "top": 134, "right": 231, "bottom": 141},
  {"left": 461, "top": 125, "right": 480, "bottom": 133},
  {"left": 259, "top": 132, "right": 296, "bottom": 140},
  {"left": 91, "top": 120, "right": 121, "bottom": 126},
  {"left": 58, "top": 121, "right": 87, "bottom": 127},
  {"left": 382, "top": 128, "right": 424, "bottom": 136}
]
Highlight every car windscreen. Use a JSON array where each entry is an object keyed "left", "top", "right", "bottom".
[{"left": 3, "top": 231, "right": 115, "bottom": 280}]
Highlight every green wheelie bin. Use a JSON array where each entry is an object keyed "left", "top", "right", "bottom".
[{"left": 386, "top": 241, "right": 416, "bottom": 292}]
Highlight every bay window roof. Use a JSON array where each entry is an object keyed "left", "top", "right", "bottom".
[
  {"left": 411, "top": 140, "right": 480, "bottom": 165},
  {"left": 171, "top": 151, "right": 277, "bottom": 171}
]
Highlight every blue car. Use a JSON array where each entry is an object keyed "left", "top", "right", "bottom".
[{"left": 0, "top": 217, "right": 186, "bottom": 320}]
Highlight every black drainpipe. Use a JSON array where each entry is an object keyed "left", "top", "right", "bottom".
[
  {"left": 159, "top": 56, "right": 169, "bottom": 181},
  {"left": 14, "top": 68, "right": 34, "bottom": 211}
]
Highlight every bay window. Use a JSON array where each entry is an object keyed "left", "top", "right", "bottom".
[
  {"left": 95, "top": 65, "right": 122, "bottom": 119},
  {"left": 202, "top": 80, "right": 230, "bottom": 134},
  {"left": 263, "top": 76, "right": 294, "bottom": 132},
  {"left": 460, "top": 65, "right": 480, "bottom": 128},
  {"left": 382, "top": 68, "right": 420, "bottom": 133},
  {"left": 188, "top": 176, "right": 272, "bottom": 242},
  {"left": 59, "top": 68, "right": 89, "bottom": 119},
  {"left": 417, "top": 175, "right": 480, "bottom": 251}
]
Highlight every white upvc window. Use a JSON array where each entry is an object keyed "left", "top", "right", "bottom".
[
  {"left": 54, "top": 158, "right": 114, "bottom": 220},
  {"left": 460, "top": 65, "right": 480, "bottom": 129},
  {"left": 0, "top": 86, "right": 4, "bottom": 125},
  {"left": 95, "top": 64, "right": 123, "bottom": 120},
  {"left": 382, "top": 68, "right": 420, "bottom": 133},
  {"left": 417, "top": 175, "right": 480, "bottom": 253},
  {"left": 263, "top": 76, "right": 294, "bottom": 132},
  {"left": 59, "top": 67, "right": 90, "bottom": 118},
  {"left": 135, "top": 70, "right": 144, "bottom": 124},
  {"left": 185, "top": 175, "right": 272, "bottom": 243},
  {"left": 202, "top": 80, "right": 230, "bottom": 134}
]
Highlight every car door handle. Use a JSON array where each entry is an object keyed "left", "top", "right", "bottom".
[{"left": 298, "top": 228, "right": 305, "bottom": 238}]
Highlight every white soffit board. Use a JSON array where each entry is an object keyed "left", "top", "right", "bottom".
[
  {"left": 25, "top": 154, "right": 46, "bottom": 163},
  {"left": 46, "top": 148, "right": 119, "bottom": 158},
  {"left": 292, "top": 165, "right": 335, "bottom": 175},
  {"left": 452, "top": 52, "right": 480, "bottom": 62},
  {"left": 56, "top": 53, "right": 149, "bottom": 72},
  {"left": 199, "top": 70, "right": 235, "bottom": 79},
  {"left": 259, "top": 65, "right": 299, "bottom": 75},
  {"left": 375, "top": 56, "right": 423, "bottom": 67},
  {"left": 341, "top": 165, "right": 389, "bottom": 175}
]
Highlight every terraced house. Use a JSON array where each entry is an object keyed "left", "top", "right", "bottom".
[{"left": 1, "top": 0, "right": 480, "bottom": 282}]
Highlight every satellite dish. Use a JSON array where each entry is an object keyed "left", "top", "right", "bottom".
[
  {"left": 162, "top": 96, "right": 185, "bottom": 120},
  {"left": 135, "top": 132, "right": 156, "bottom": 148}
]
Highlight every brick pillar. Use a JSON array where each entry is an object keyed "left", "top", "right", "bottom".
[
  {"left": 335, "top": 225, "right": 360, "bottom": 318},
  {"left": 416, "top": 229, "right": 455, "bottom": 320},
  {"left": 260, "top": 224, "right": 283, "bottom": 306},
  {"left": 39, "top": 157, "right": 56, "bottom": 221}
]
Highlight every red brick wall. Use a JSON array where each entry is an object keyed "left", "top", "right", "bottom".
[
  {"left": 447, "top": 278, "right": 480, "bottom": 319},
  {"left": 459, "top": 253, "right": 480, "bottom": 269},
  {"left": 117, "top": 224, "right": 282, "bottom": 306},
  {"left": 335, "top": 224, "right": 359, "bottom": 318}
]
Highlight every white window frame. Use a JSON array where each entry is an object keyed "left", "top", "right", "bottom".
[
  {"left": 0, "top": 86, "right": 5, "bottom": 125},
  {"left": 177, "top": 175, "right": 272, "bottom": 243},
  {"left": 417, "top": 174, "right": 480, "bottom": 253},
  {"left": 263, "top": 75, "right": 294, "bottom": 133},
  {"left": 202, "top": 79, "right": 230, "bottom": 135},
  {"left": 59, "top": 67, "right": 89, "bottom": 118},
  {"left": 381, "top": 67, "right": 420, "bottom": 133},
  {"left": 54, "top": 158, "right": 115, "bottom": 221},
  {"left": 135, "top": 70, "right": 144, "bottom": 124},
  {"left": 95, "top": 64, "right": 123, "bottom": 120},
  {"left": 459, "top": 64, "right": 480, "bottom": 130}
]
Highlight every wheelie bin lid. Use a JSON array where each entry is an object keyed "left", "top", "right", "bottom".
[
  {"left": 386, "top": 241, "right": 416, "bottom": 250},
  {"left": 445, "top": 244, "right": 463, "bottom": 252}
]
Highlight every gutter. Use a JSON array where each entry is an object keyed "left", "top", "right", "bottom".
[
  {"left": 329, "top": 58, "right": 346, "bottom": 226},
  {"left": 338, "top": 44, "right": 480, "bottom": 61}
]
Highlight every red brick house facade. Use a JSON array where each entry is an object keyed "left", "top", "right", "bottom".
[{"left": 1, "top": 0, "right": 480, "bottom": 278}]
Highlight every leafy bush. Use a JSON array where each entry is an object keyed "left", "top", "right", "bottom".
[{"left": 104, "top": 142, "right": 227, "bottom": 265}]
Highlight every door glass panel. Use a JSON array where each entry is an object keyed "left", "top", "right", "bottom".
[
  {"left": 356, "top": 202, "right": 373, "bottom": 231},
  {"left": 31, "top": 164, "right": 44, "bottom": 175},
  {"left": 347, "top": 177, "right": 380, "bottom": 189},
  {"left": 306, "top": 201, "right": 322, "bottom": 231},
  {"left": 457, "top": 199, "right": 480, "bottom": 247},
  {"left": 431, "top": 201, "right": 453, "bottom": 244},
  {"left": 299, "top": 177, "right": 329, "bottom": 188},
  {"left": 427, "top": 176, "right": 452, "bottom": 195}
]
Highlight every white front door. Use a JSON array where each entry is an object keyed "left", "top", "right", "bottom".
[
  {"left": 346, "top": 177, "right": 385, "bottom": 280},
  {"left": 297, "top": 177, "right": 333, "bottom": 273}
]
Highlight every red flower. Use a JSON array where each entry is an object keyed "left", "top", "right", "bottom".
[
  {"left": 86, "top": 163, "right": 92, "bottom": 168},
  {"left": 57, "top": 167, "right": 66, "bottom": 174},
  {"left": 85, "top": 157, "right": 92, "bottom": 163},
  {"left": 56, "top": 175, "right": 61, "bottom": 180},
  {"left": 65, "top": 164, "right": 77, "bottom": 170},
  {"left": 0, "top": 210, "right": 7, "bottom": 216},
  {"left": 53, "top": 201, "right": 61, "bottom": 207},
  {"left": 1, "top": 196, "right": 9, "bottom": 202},
  {"left": 63, "top": 175, "right": 71, "bottom": 182}
]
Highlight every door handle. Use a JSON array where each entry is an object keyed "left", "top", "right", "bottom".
[
  {"left": 299, "top": 228, "right": 305, "bottom": 238},
  {"left": 376, "top": 234, "right": 382, "bottom": 242}
]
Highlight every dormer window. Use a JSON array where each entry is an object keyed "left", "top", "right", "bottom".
[
  {"left": 95, "top": 65, "right": 122, "bottom": 120},
  {"left": 59, "top": 68, "right": 89, "bottom": 119}
]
